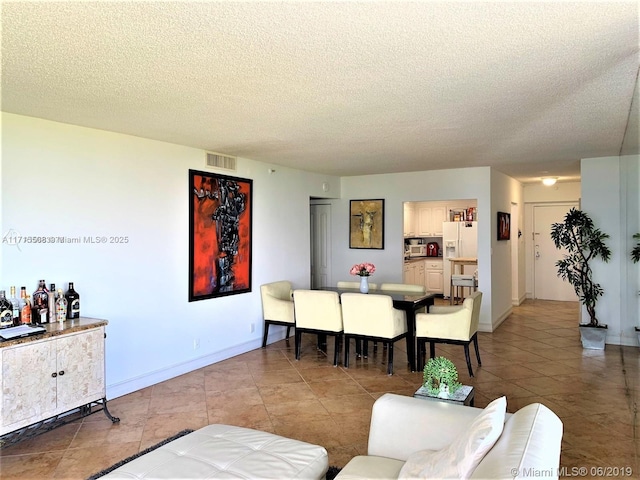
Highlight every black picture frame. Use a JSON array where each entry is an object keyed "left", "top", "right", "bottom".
[
  {"left": 189, "top": 169, "right": 253, "bottom": 301},
  {"left": 349, "top": 199, "right": 385, "bottom": 249},
  {"left": 497, "top": 212, "right": 511, "bottom": 241}
]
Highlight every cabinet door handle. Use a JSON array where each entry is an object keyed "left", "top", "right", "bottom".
[
  {"left": 58, "top": 370, "right": 65, "bottom": 376},
  {"left": 51, "top": 372, "right": 57, "bottom": 378}
]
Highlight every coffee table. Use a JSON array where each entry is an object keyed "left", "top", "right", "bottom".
[{"left": 413, "top": 385, "right": 475, "bottom": 406}]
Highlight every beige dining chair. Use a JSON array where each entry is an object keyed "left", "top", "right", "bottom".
[
  {"left": 337, "top": 280, "right": 378, "bottom": 290},
  {"left": 293, "top": 290, "right": 343, "bottom": 366},
  {"left": 379, "top": 283, "right": 426, "bottom": 294},
  {"left": 415, "top": 291, "right": 483, "bottom": 376},
  {"left": 340, "top": 293, "right": 408, "bottom": 375},
  {"left": 260, "top": 281, "right": 295, "bottom": 348}
]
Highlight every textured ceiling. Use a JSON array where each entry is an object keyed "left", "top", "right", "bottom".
[{"left": 2, "top": 1, "right": 639, "bottom": 183}]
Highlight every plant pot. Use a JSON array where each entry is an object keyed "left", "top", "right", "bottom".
[{"left": 579, "top": 324, "right": 608, "bottom": 350}]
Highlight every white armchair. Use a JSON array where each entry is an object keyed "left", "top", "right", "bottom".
[
  {"left": 340, "top": 293, "right": 407, "bottom": 375},
  {"left": 293, "top": 290, "right": 343, "bottom": 366},
  {"left": 415, "top": 291, "right": 482, "bottom": 376},
  {"left": 260, "top": 281, "right": 295, "bottom": 348}
]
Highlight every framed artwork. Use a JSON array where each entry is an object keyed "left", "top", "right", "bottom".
[
  {"left": 349, "top": 199, "right": 385, "bottom": 249},
  {"left": 189, "top": 169, "right": 253, "bottom": 301},
  {"left": 497, "top": 211, "right": 511, "bottom": 241}
]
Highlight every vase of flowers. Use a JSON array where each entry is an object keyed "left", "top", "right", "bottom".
[{"left": 350, "top": 262, "right": 375, "bottom": 293}]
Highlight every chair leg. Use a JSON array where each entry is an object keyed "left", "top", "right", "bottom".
[
  {"left": 294, "top": 330, "right": 302, "bottom": 360},
  {"left": 463, "top": 343, "right": 474, "bottom": 377},
  {"left": 261, "top": 322, "right": 270, "bottom": 348},
  {"left": 286, "top": 326, "right": 291, "bottom": 340},
  {"left": 355, "top": 339, "right": 362, "bottom": 358},
  {"left": 429, "top": 342, "right": 435, "bottom": 359},
  {"left": 473, "top": 333, "right": 482, "bottom": 366},
  {"left": 417, "top": 339, "right": 425, "bottom": 371},
  {"left": 344, "top": 337, "right": 351, "bottom": 368},
  {"left": 333, "top": 335, "right": 341, "bottom": 367},
  {"left": 387, "top": 342, "right": 394, "bottom": 375},
  {"left": 363, "top": 340, "right": 368, "bottom": 358}
]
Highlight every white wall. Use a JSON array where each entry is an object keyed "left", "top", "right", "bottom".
[
  {"left": 581, "top": 155, "right": 640, "bottom": 346},
  {"left": 0, "top": 113, "right": 341, "bottom": 398}
]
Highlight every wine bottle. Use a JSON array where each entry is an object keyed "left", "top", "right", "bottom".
[
  {"left": 65, "top": 282, "right": 80, "bottom": 319},
  {"left": 48, "top": 283, "right": 57, "bottom": 323},
  {"left": 10, "top": 286, "right": 21, "bottom": 326},
  {"left": 55, "top": 288, "right": 68, "bottom": 322},
  {"left": 32, "top": 280, "right": 49, "bottom": 324},
  {"left": 0, "top": 291, "right": 13, "bottom": 328},
  {"left": 21, "top": 295, "right": 32, "bottom": 325},
  {"left": 19, "top": 287, "right": 27, "bottom": 324}
]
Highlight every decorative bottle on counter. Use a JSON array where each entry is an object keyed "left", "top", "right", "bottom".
[
  {"left": 65, "top": 282, "right": 80, "bottom": 319},
  {"left": 48, "top": 283, "right": 57, "bottom": 323},
  {"left": 32, "top": 280, "right": 49, "bottom": 324},
  {"left": 10, "top": 286, "right": 21, "bottom": 326},
  {"left": 55, "top": 288, "right": 68, "bottom": 322},
  {"left": 21, "top": 295, "right": 32, "bottom": 325},
  {"left": 0, "top": 291, "right": 14, "bottom": 328},
  {"left": 19, "top": 287, "right": 27, "bottom": 324}
]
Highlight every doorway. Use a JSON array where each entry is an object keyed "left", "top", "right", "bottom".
[
  {"left": 533, "top": 204, "right": 579, "bottom": 301},
  {"left": 310, "top": 202, "right": 332, "bottom": 288}
]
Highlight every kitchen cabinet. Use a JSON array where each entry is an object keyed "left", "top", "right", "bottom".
[
  {"left": 403, "top": 203, "right": 416, "bottom": 237},
  {"left": 424, "top": 259, "right": 444, "bottom": 293},
  {"left": 0, "top": 322, "right": 111, "bottom": 437},
  {"left": 416, "top": 262, "right": 425, "bottom": 287},
  {"left": 416, "top": 204, "right": 446, "bottom": 236},
  {"left": 403, "top": 262, "right": 416, "bottom": 284}
]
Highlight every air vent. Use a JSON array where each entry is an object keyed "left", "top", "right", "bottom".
[{"left": 205, "top": 152, "right": 237, "bottom": 171}]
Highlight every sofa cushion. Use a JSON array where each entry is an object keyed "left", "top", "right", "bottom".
[
  {"left": 398, "top": 396, "right": 507, "bottom": 479},
  {"left": 336, "top": 455, "right": 405, "bottom": 479}
]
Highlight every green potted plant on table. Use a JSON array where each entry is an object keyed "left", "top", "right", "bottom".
[
  {"left": 631, "top": 233, "right": 640, "bottom": 344},
  {"left": 551, "top": 208, "right": 611, "bottom": 349},
  {"left": 423, "top": 357, "right": 462, "bottom": 398}
]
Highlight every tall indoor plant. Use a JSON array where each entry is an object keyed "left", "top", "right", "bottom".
[{"left": 551, "top": 208, "right": 611, "bottom": 348}]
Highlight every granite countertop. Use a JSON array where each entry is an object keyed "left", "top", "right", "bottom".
[{"left": 0, "top": 317, "right": 108, "bottom": 348}]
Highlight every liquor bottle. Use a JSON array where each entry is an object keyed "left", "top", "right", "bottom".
[
  {"left": 55, "top": 288, "right": 68, "bottom": 322},
  {"left": 10, "top": 286, "right": 21, "bottom": 326},
  {"left": 65, "top": 282, "right": 80, "bottom": 319},
  {"left": 48, "top": 283, "right": 57, "bottom": 322},
  {"left": 19, "top": 287, "right": 27, "bottom": 324},
  {"left": 32, "top": 280, "right": 49, "bottom": 324},
  {"left": 0, "top": 291, "right": 14, "bottom": 328},
  {"left": 21, "top": 295, "right": 32, "bottom": 325}
]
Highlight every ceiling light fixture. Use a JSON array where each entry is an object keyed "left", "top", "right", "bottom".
[{"left": 542, "top": 177, "right": 558, "bottom": 186}]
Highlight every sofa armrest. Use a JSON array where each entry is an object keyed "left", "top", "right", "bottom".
[{"left": 367, "top": 394, "right": 483, "bottom": 461}]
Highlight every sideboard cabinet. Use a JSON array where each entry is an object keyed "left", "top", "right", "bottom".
[{"left": 0, "top": 319, "right": 117, "bottom": 443}]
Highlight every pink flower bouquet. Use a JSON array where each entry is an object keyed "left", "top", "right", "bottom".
[{"left": 350, "top": 262, "right": 376, "bottom": 277}]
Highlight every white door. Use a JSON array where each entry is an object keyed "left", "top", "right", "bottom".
[
  {"left": 533, "top": 204, "right": 579, "bottom": 301},
  {"left": 310, "top": 203, "right": 331, "bottom": 289}
]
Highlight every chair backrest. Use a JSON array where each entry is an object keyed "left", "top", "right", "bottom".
[
  {"left": 379, "top": 283, "right": 426, "bottom": 294},
  {"left": 260, "top": 281, "right": 294, "bottom": 322},
  {"left": 340, "top": 293, "right": 407, "bottom": 339},
  {"left": 337, "top": 280, "right": 378, "bottom": 290},
  {"left": 468, "top": 290, "right": 483, "bottom": 335},
  {"left": 293, "top": 290, "right": 342, "bottom": 332}
]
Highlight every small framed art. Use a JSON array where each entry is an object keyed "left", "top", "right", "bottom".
[
  {"left": 349, "top": 199, "right": 385, "bottom": 249},
  {"left": 497, "top": 212, "right": 511, "bottom": 241}
]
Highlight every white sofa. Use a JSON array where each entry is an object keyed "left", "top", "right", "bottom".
[{"left": 336, "top": 393, "right": 563, "bottom": 480}]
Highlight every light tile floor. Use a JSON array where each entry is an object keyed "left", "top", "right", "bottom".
[{"left": 1, "top": 299, "right": 638, "bottom": 479}]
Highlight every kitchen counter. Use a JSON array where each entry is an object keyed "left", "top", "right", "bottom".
[{"left": 404, "top": 256, "right": 443, "bottom": 264}]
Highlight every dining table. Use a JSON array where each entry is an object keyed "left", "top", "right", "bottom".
[{"left": 314, "top": 286, "right": 436, "bottom": 372}]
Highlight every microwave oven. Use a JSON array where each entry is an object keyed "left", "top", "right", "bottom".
[{"left": 408, "top": 244, "right": 427, "bottom": 257}]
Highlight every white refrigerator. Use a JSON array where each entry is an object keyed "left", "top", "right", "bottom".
[{"left": 443, "top": 222, "right": 478, "bottom": 298}]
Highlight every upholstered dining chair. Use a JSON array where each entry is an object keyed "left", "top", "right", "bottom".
[
  {"left": 340, "top": 293, "right": 408, "bottom": 375},
  {"left": 292, "top": 290, "right": 343, "bottom": 366},
  {"left": 260, "top": 281, "right": 295, "bottom": 348},
  {"left": 415, "top": 291, "right": 483, "bottom": 376},
  {"left": 379, "top": 283, "right": 426, "bottom": 294},
  {"left": 337, "top": 280, "right": 378, "bottom": 290}
]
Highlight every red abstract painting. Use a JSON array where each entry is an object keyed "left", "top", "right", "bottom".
[{"left": 189, "top": 170, "right": 252, "bottom": 301}]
